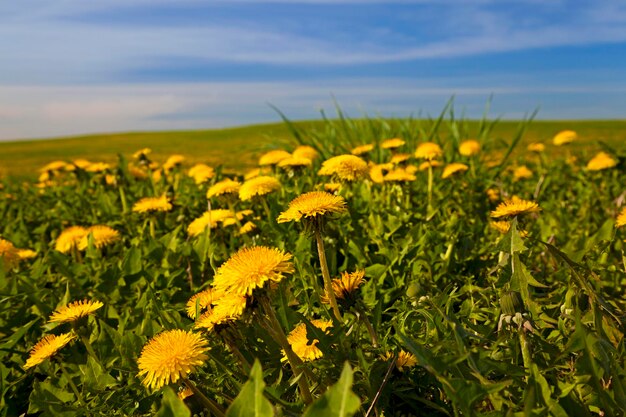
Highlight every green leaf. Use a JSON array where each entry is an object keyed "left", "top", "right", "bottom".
[
  {"left": 569, "top": 218, "right": 615, "bottom": 262},
  {"left": 495, "top": 218, "right": 526, "bottom": 255},
  {"left": 226, "top": 360, "right": 274, "bottom": 417},
  {"left": 302, "top": 362, "right": 360, "bottom": 417},
  {"left": 78, "top": 356, "right": 117, "bottom": 391},
  {"left": 0, "top": 318, "right": 39, "bottom": 350},
  {"left": 122, "top": 246, "right": 143, "bottom": 275},
  {"left": 156, "top": 387, "right": 191, "bottom": 417},
  {"left": 28, "top": 380, "right": 76, "bottom": 415}
]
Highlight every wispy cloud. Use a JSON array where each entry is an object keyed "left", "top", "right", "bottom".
[
  {"left": 2, "top": 80, "right": 625, "bottom": 140},
  {"left": 2, "top": 0, "right": 626, "bottom": 82}
]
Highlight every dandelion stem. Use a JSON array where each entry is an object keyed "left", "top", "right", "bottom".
[
  {"left": 518, "top": 329, "right": 532, "bottom": 381},
  {"left": 258, "top": 295, "right": 313, "bottom": 405},
  {"left": 313, "top": 226, "right": 342, "bottom": 321},
  {"left": 149, "top": 216, "right": 156, "bottom": 239},
  {"left": 427, "top": 164, "right": 433, "bottom": 213},
  {"left": 118, "top": 186, "right": 128, "bottom": 214},
  {"left": 355, "top": 306, "right": 379, "bottom": 348},
  {"left": 59, "top": 361, "right": 85, "bottom": 407},
  {"left": 183, "top": 378, "right": 225, "bottom": 417},
  {"left": 261, "top": 198, "right": 272, "bottom": 221},
  {"left": 78, "top": 333, "right": 100, "bottom": 364},
  {"left": 222, "top": 329, "right": 251, "bottom": 374}
]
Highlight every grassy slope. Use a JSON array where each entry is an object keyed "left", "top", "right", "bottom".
[{"left": 1, "top": 119, "right": 625, "bottom": 178}]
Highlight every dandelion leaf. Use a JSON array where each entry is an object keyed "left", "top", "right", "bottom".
[
  {"left": 302, "top": 362, "right": 360, "bottom": 417},
  {"left": 226, "top": 360, "right": 274, "bottom": 417},
  {"left": 156, "top": 387, "right": 191, "bottom": 417}
]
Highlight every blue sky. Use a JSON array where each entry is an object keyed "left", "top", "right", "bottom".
[{"left": 1, "top": 0, "right": 625, "bottom": 140}]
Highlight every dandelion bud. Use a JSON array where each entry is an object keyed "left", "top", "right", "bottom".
[{"left": 500, "top": 291, "right": 523, "bottom": 316}]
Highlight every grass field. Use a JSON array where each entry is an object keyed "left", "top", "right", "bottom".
[{"left": 1, "top": 119, "right": 625, "bottom": 178}]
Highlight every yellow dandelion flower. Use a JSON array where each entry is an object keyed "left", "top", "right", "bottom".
[
  {"left": 405, "top": 165, "right": 418, "bottom": 174},
  {"left": 351, "top": 144, "right": 375, "bottom": 155},
  {"left": 244, "top": 168, "right": 261, "bottom": 180},
  {"left": 40, "top": 161, "right": 68, "bottom": 172},
  {"left": 72, "top": 159, "right": 92, "bottom": 170},
  {"left": 553, "top": 130, "right": 577, "bottom": 146},
  {"left": 187, "top": 209, "right": 235, "bottom": 236},
  {"left": 283, "top": 322, "right": 328, "bottom": 362},
  {"left": 221, "top": 218, "right": 239, "bottom": 227},
  {"left": 278, "top": 157, "right": 312, "bottom": 168},
  {"left": 459, "top": 140, "right": 481, "bottom": 156},
  {"left": 186, "top": 288, "right": 218, "bottom": 319},
  {"left": 0, "top": 239, "right": 19, "bottom": 269},
  {"left": 490, "top": 221, "right": 529, "bottom": 237},
  {"left": 277, "top": 191, "right": 347, "bottom": 223},
  {"left": 586, "top": 152, "right": 618, "bottom": 171},
  {"left": 415, "top": 142, "right": 443, "bottom": 160},
  {"left": 236, "top": 209, "right": 254, "bottom": 220},
  {"left": 239, "top": 221, "right": 257, "bottom": 235},
  {"left": 490, "top": 196, "right": 540, "bottom": 218},
  {"left": 212, "top": 246, "right": 294, "bottom": 296},
  {"left": 486, "top": 188, "right": 499, "bottom": 202},
  {"left": 128, "top": 165, "right": 148, "bottom": 179},
  {"left": 105, "top": 174, "right": 117, "bottom": 186},
  {"left": 194, "top": 294, "right": 247, "bottom": 331},
  {"left": 490, "top": 220, "right": 511, "bottom": 234},
  {"left": 24, "top": 333, "right": 75, "bottom": 369},
  {"left": 318, "top": 155, "right": 369, "bottom": 181},
  {"left": 212, "top": 293, "right": 248, "bottom": 318},
  {"left": 206, "top": 179, "right": 241, "bottom": 198},
  {"left": 137, "top": 330, "right": 209, "bottom": 390},
  {"left": 381, "top": 350, "right": 417, "bottom": 372},
  {"left": 153, "top": 171, "right": 163, "bottom": 183},
  {"left": 55, "top": 226, "right": 88, "bottom": 253},
  {"left": 292, "top": 145, "right": 319, "bottom": 161},
  {"left": 442, "top": 163, "right": 469, "bottom": 179},
  {"left": 616, "top": 207, "right": 626, "bottom": 228},
  {"left": 418, "top": 160, "right": 442, "bottom": 171},
  {"left": 38, "top": 172, "right": 50, "bottom": 183},
  {"left": 527, "top": 142, "right": 545, "bottom": 153},
  {"left": 188, "top": 164, "right": 215, "bottom": 184},
  {"left": 133, "top": 148, "right": 152, "bottom": 159},
  {"left": 78, "top": 225, "right": 120, "bottom": 250},
  {"left": 380, "top": 138, "right": 405, "bottom": 149},
  {"left": 85, "top": 162, "right": 110, "bottom": 173},
  {"left": 239, "top": 176, "right": 281, "bottom": 201},
  {"left": 49, "top": 299, "right": 104, "bottom": 324},
  {"left": 513, "top": 165, "right": 533, "bottom": 181},
  {"left": 384, "top": 168, "right": 416, "bottom": 182},
  {"left": 369, "top": 163, "right": 392, "bottom": 184},
  {"left": 331, "top": 270, "right": 365, "bottom": 300},
  {"left": 259, "top": 150, "right": 291, "bottom": 166},
  {"left": 389, "top": 153, "right": 411, "bottom": 164},
  {"left": 324, "top": 183, "right": 341, "bottom": 193},
  {"left": 163, "top": 155, "right": 185, "bottom": 170},
  {"left": 178, "top": 387, "right": 194, "bottom": 400},
  {"left": 132, "top": 195, "right": 172, "bottom": 213},
  {"left": 17, "top": 249, "right": 37, "bottom": 259}
]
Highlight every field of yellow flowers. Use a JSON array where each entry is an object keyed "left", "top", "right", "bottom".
[{"left": 1, "top": 115, "right": 625, "bottom": 417}]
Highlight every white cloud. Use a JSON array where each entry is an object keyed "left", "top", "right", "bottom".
[{"left": 1, "top": 80, "right": 625, "bottom": 140}]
